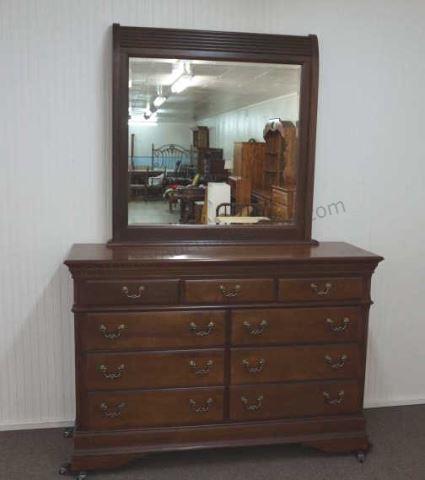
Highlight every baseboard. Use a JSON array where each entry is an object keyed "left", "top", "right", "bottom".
[
  {"left": 0, "top": 419, "right": 73, "bottom": 432},
  {"left": 365, "top": 398, "right": 425, "bottom": 409},
  {"left": 2, "top": 398, "right": 425, "bottom": 432}
]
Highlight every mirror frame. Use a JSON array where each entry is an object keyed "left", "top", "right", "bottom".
[{"left": 111, "top": 24, "right": 318, "bottom": 245}]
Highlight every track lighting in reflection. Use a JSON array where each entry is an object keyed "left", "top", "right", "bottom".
[
  {"left": 171, "top": 74, "right": 193, "bottom": 93},
  {"left": 153, "top": 96, "right": 167, "bottom": 108}
]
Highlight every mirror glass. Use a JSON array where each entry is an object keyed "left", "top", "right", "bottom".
[{"left": 128, "top": 58, "right": 301, "bottom": 226}]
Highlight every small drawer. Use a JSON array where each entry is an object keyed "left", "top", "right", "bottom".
[
  {"left": 77, "top": 279, "right": 179, "bottom": 306},
  {"left": 231, "top": 344, "right": 361, "bottom": 384},
  {"left": 83, "top": 349, "right": 225, "bottom": 390},
  {"left": 273, "top": 191, "right": 288, "bottom": 205},
  {"left": 230, "top": 381, "right": 361, "bottom": 422},
  {"left": 272, "top": 204, "right": 289, "bottom": 219},
  {"left": 82, "top": 387, "right": 224, "bottom": 429},
  {"left": 184, "top": 279, "right": 275, "bottom": 304},
  {"left": 278, "top": 277, "right": 363, "bottom": 302},
  {"left": 231, "top": 307, "right": 363, "bottom": 345},
  {"left": 80, "top": 310, "right": 226, "bottom": 351}
]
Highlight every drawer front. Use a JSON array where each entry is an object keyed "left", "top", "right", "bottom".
[
  {"left": 184, "top": 279, "right": 275, "bottom": 304},
  {"left": 231, "top": 307, "right": 362, "bottom": 345},
  {"left": 231, "top": 344, "right": 361, "bottom": 384},
  {"left": 230, "top": 381, "right": 361, "bottom": 422},
  {"left": 274, "top": 190, "right": 288, "bottom": 204},
  {"left": 83, "top": 349, "right": 225, "bottom": 390},
  {"left": 279, "top": 278, "right": 363, "bottom": 302},
  {"left": 78, "top": 279, "right": 179, "bottom": 306},
  {"left": 272, "top": 204, "right": 289, "bottom": 220},
  {"left": 80, "top": 310, "right": 226, "bottom": 351},
  {"left": 83, "top": 388, "right": 224, "bottom": 429}
]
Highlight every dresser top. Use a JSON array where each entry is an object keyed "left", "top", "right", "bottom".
[{"left": 65, "top": 242, "right": 382, "bottom": 266}]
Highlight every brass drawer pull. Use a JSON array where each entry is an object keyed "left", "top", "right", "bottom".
[
  {"left": 310, "top": 282, "right": 333, "bottom": 296},
  {"left": 99, "top": 324, "right": 126, "bottom": 340},
  {"left": 242, "top": 358, "right": 266, "bottom": 374},
  {"left": 323, "top": 390, "right": 345, "bottom": 405},
  {"left": 324, "top": 354, "right": 347, "bottom": 369},
  {"left": 219, "top": 284, "right": 241, "bottom": 298},
  {"left": 189, "top": 398, "right": 213, "bottom": 413},
  {"left": 100, "top": 402, "right": 126, "bottom": 418},
  {"left": 326, "top": 317, "right": 350, "bottom": 332},
  {"left": 189, "top": 359, "right": 214, "bottom": 375},
  {"left": 97, "top": 364, "right": 125, "bottom": 380},
  {"left": 189, "top": 321, "right": 215, "bottom": 336},
  {"left": 243, "top": 319, "right": 268, "bottom": 336},
  {"left": 122, "top": 285, "right": 145, "bottom": 299},
  {"left": 241, "top": 395, "right": 264, "bottom": 411}
]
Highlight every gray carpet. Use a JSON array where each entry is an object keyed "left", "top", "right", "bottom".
[{"left": 1, "top": 404, "right": 424, "bottom": 479}]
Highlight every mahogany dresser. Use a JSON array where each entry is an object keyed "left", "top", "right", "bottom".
[{"left": 63, "top": 241, "right": 382, "bottom": 477}]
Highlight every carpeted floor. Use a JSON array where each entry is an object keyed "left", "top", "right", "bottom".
[{"left": 1, "top": 404, "right": 424, "bottom": 479}]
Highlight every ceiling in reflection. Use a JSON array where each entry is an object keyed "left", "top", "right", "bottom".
[{"left": 129, "top": 58, "right": 301, "bottom": 123}]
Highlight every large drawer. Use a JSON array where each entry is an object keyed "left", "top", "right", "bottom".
[
  {"left": 83, "top": 349, "right": 225, "bottom": 390},
  {"left": 230, "top": 381, "right": 361, "bottom": 422},
  {"left": 184, "top": 278, "right": 275, "bottom": 304},
  {"left": 77, "top": 279, "right": 179, "bottom": 306},
  {"left": 82, "top": 387, "right": 224, "bottom": 429},
  {"left": 231, "top": 344, "right": 361, "bottom": 384},
  {"left": 278, "top": 278, "right": 363, "bottom": 302},
  {"left": 231, "top": 307, "right": 363, "bottom": 345},
  {"left": 79, "top": 310, "right": 226, "bottom": 351}
]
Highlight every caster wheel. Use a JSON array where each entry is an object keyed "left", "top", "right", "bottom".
[
  {"left": 63, "top": 427, "right": 74, "bottom": 438},
  {"left": 59, "top": 463, "right": 71, "bottom": 475},
  {"left": 75, "top": 472, "right": 88, "bottom": 480},
  {"left": 356, "top": 451, "right": 366, "bottom": 463}
]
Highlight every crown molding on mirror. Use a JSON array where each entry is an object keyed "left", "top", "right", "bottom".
[{"left": 110, "top": 24, "right": 319, "bottom": 245}]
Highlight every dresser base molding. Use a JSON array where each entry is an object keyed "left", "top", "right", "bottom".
[
  {"left": 68, "top": 415, "right": 368, "bottom": 472},
  {"left": 303, "top": 435, "right": 370, "bottom": 454}
]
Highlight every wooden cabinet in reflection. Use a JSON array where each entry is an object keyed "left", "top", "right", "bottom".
[
  {"left": 192, "top": 126, "right": 209, "bottom": 149},
  {"left": 263, "top": 120, "right": 297, "bottom": 221},
  {"left": 231, "top": 122, "right": 297, "bottom": 221},
  {"left": 196, "top": 147, "right": 225, "bottom": 178},
  {"left": 232, "top": 142, "right": 266, "bottom": 204},
  {"left": 233, "top": 141, "right": 266, "bottom": 191}
]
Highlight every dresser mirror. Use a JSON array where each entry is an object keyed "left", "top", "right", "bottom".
[
  {"left": 112, "top": 25, "right": 318, "bottom": 244},
  {"left": 128, "top": 57, "right": 301, "bottom": 226}
]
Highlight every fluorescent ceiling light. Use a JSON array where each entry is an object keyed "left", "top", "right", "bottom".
[
  {"left": 153, "top": 96, "right": 166, "bottom": 108},
  {"left": 144, "top": 102, "right": 154, "bottom": 119},
  {"left": 171, "top": 74, "right": 193, "bottom": 93},
  {"left": 167, "top": 62, "right": 186, "bottom": 85}
]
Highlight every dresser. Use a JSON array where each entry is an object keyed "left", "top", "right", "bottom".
[
  {"left": 62, "top": 242, "right": 382, "bottom": 477},
  {"left": 60, "top": 25, "right": 384, "bottom": 479},
  {"left": 271, "top": 185, "right": 296, "bottom": 221}
]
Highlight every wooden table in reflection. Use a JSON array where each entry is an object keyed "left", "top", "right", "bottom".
[{"left": 174, "top": 187, "right": 206, "bottom": 224}]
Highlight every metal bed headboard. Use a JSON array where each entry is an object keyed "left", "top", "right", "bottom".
[{"left": 151, "top": 144, "right": 193, "bottom": 170}]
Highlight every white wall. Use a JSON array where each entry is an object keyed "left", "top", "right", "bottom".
[
  {"left": 1, "top": 0, "right": 425, "bottom": 430},
  {"left": 201, "top": 94, "right": 299, "bottom": 169},
  {"left": 129, "top": 122, "right": 194, "bottom": 161}
]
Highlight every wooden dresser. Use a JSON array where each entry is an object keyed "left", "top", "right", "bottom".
[{"left": 63, "top": 242, "right": 382, "bottom": 476}]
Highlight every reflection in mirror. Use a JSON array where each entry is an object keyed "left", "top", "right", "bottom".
[{"left": 128, "top": 58, "right": 301, "bottom": 226}]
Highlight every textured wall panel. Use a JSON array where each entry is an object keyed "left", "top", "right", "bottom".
[{"left": 0, "top": 0, "right": 424, "bottom": 429}]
